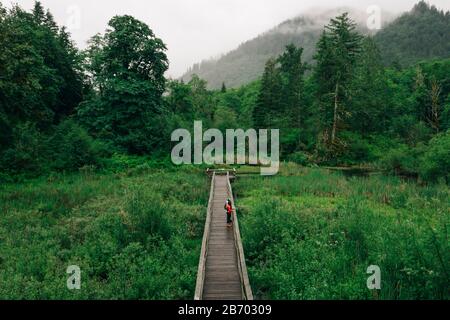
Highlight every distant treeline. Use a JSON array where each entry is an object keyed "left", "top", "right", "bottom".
[{"left": 0, "top": 2, "right": 448, "bottom": 183}]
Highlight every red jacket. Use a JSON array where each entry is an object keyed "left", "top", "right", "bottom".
[{"left": 226, "top": 204, "right": 232, "bottom": 214}]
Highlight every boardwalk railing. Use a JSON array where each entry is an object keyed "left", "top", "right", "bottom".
[
  {"left": 226, "top": 172, "right": 253, "bottom": 300},
  {"left": 194, "top": 171, "right": 215, "bottom": 300}
]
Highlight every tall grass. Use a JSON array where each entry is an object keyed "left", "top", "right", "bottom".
[
  {"left": 0, "top": 168, "right": 208, "bottom": 299},
  {"left": 235, "top": 165, "right": 449, "bottom": 300}
]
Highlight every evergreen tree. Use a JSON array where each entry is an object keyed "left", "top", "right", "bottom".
[
  {"left": 166, "top": 80, "right": 194, "bottom": 119},
  {"left": 314, "top": 13, "right": 363, "bottom": 155},
  {"left": 189, "top": 74, "right": 214, "bottom": 125},
  {"left": 0, "top": 3, "right": 83, "bottom": 128},
  {"left": 351, "top": 37, "right": 390, "bottom": 135},
  {"left": 44, "top": 10, "right": 59, "bottom": 33},
  {"left": 253, "top": 58, "right": 282, "bottom": 129},
  {"left": 32, "top": 1, "right": 45, "bottom": 24},
  {"left": 277, "top": 44, "right": 307, "bottom": 129}
]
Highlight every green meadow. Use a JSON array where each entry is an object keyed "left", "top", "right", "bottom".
[
  {"left": 0, "top": 166, "right": 208, "bottom": 299},
  {"left": 0, "top": 163, "right": 447, "bottom": 299},
  {"left": 234, "top": 164, "right": 449, "bottom": 299}
]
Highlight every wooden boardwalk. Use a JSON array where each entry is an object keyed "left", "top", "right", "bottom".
[{"left": 194, "top": 171, "right": 253, "bottom": 300}]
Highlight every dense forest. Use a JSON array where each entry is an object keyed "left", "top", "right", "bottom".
[
  {"left": 0, "top": 1, "right": 448, "bottom": 300},
  {"left": 181, "top": 2, "right": 450, "bottom": 89},
  {"left": 1, "top": 1, "right": 448, "bottom": 183},
  {"left": 374, "top": 1, "right": 450, "bottom": 67}
]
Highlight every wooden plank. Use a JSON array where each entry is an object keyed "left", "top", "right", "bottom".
[
  {"left": 204, "top": 295, "right": 242, "bottom": 300},
  {"left": 227, "top": 172, "right": 254, "bottom": 300},
  {"left": 195, "top": 170, "right": 252, "bottom": 300},
  {"left": 201, "top": 174, "right": 243, "bottom": 300}
]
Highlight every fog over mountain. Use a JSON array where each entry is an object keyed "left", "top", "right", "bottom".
[
  {"left": 180, "top": 7, "right": 396, "bottom": 89},
  {"left": 4, "top": 0, "right": 449, "bottom": 79}
]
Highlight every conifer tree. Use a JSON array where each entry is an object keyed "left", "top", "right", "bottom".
[
  {"left": 278, "top": 44, "right": 307, "bottom": 129},
  {"left": 32, "top": 1, "right": 45, "bottom": 24},
  {"left": 314, "top": 13, "right": 362, "bottom": 154},
  {"left": 351, "top": 37, "right": 390, "bottom": 135},
  {"left": 253, "top": 58, "right": 282, "bottom": 129}
]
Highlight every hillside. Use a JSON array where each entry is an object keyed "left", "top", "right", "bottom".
[
  {"left": 181, "top": 2, "right": 450, "bottom": 89},
  {"left": 180, "top": 7, "right": 391, "bottom": 89},
  {"left": 374, "top": 1, "right": 450, "bottom": 67}
]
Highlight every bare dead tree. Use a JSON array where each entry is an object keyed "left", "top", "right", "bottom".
[{"left": 429, "top": 79, "right": 442, "bottom": 134}]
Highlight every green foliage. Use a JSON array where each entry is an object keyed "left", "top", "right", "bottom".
[
  {"left": 253, "top": 44, "right": 307, "bottom": 131},
  {"left": 286, "top": 151, "right": 311, "bottom": 166},
  {"left": 419, "top": 130, "right": 450, "bottom": 182},
  {"left": 0, "top": 122, "right": 47, "bottom": 175},
  {"left": 127, "top": 191, "right": 172, "bottom": 242},
  {"left": 338, "top": 132, "right": 375, "bottom": 164},
  {"left": 165, "top": 80, "right": 195, "bottom": 121},
  {"left": 0, "top": 169, "right": 207, "bottom": 299},
  {"left": 213, "top": 106, "right": 238, "bottom": 132},
  {"left": 374, "top": 1, "right": 450, "bottom": 67},
  {"left": 0, "top": 119, "right": 106, "bottom": 180},
  {"left": 236, "top": 166, "right": 449, "bottom": 299},
  {"left": 253, "top": 58, "right": 282, "bottom": 129},
  {"left": 379, "top": 143, "right": 424, "bottom": 177},
  {"left": 314, "top": 13, "right": 363, "bottom": 157},
  {"left": 78, "top": 15, "right": 168, "bottom": 154},
  {"left": 378, "top": 127, "right": 450, "bottom": 183},
  {"left": 278, "top": 44, "right": 307, "bottom": 128},
  {"left": 0, "top": 2, "right": 83, "bottom": 129},
  {"left": 47, "top": 120, "right": 105, "bottom": 172},
  {"left": 350, "top": 37, "right": 391, "bottom": 136}
]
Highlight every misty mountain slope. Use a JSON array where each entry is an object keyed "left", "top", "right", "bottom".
[
  {"left": 182, "top": 2, "right": 450, "bottom": 89},
  {"left": 184, "top": 22, "right": 321, "bottom": 89},
  {"left": 181, "top": 7, "right": 387, "bottom": 89},
  {"left": 374, "top": 2, "right": 450, "bottom": 67}
]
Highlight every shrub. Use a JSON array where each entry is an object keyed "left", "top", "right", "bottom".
[
  {"left": 127, "top": 190, "right": 172, "bottom": 243},
  {"left": 419, "top": 130, "right": 450, "bottom": 183},
  {"left": 0, "top": 122, "right": 47, "bottom": 176},
  {"left": 47, "top": 120, "right": 105, "bottom": 172},
  {"left": 286, "top": 151, "right": 311, "bottom": 166},
  {"left": 379, "top": 144, "right": 424, "bottom": 177}
]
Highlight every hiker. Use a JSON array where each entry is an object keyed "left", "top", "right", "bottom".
[{"left": 225, "top": 198, "right": 233, "bottom": 227}]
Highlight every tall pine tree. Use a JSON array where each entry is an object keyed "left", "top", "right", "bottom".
[
  {"left": 278, "top": 44, "right": 307, "bottom": 129},
  {"left": 314, "top": 13, "right": 362, "bottom": 156},
  {"left": 253, "top": 58, "right": 282, "bottom": 129},
  {"left": 351, "top": 37, "right": 390, "bottom": 136}
]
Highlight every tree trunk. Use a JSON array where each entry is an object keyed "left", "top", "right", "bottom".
[
  {"left": 430, "top": 79, "right": 441, "bottom": 134},
  {"left": 331, "top": 82, "right": 339, "bottom": 144}
]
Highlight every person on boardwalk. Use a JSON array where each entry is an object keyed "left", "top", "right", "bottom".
[{"left": 225, "top": 198, "right": 233, "bottom": 228}]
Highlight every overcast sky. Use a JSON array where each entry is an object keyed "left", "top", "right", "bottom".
[{"left": 2, "top": 0, "right": 449, "bottom": 77}]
